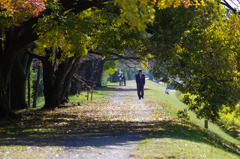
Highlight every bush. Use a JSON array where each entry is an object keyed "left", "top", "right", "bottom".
[
  {"left": 177, "top": 109, "right": 190, "bottom": 121},
  {"left": 219, "top": 105, "right": 240, "bottom": 138}
]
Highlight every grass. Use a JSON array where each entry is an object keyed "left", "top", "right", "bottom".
[
  {"left": 134, "top": 129, "right": 240, "bottom": 159},
  {"left": 144, "top": 80, "right": 240, "bottom": 145},
  {"left": 36, "top": 96, "right": 45, "bottom": 108},
  {"left": 131, "top": 80, "right": 240, "bottom": 158},
  {"left": 68, "top": 87, "right": 112, "bottom": 103},
  {"left": 34, "top": 87, "right": 112, "bottom": 109}
]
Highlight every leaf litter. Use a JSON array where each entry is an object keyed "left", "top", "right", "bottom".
[{"left": 0, "top": 81, "right": 172, "bottom": 159}]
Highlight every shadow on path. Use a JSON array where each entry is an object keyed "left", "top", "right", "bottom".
[{"left": 0, "top": 115, "right": 239, "bottom": 156}]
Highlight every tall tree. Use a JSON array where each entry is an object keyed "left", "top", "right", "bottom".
[{"left": 150, "top": 1, "right": 240, "bottom": 121}]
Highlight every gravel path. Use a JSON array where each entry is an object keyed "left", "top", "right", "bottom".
[{"left": 48, "top": 81, "right": 152, "bottom": 159}]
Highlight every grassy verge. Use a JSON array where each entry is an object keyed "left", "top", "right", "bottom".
[
  {"left": 34, "top": 87, "right": 113, "bottom": 109},
  {"left": 145, "top": 80, "right": 240, "bottom": 145},
  {"left": 131, "top": 80, "right": 240, "bottom": 158},
  {"left": 133, "top": 121, "right": 240, "bottom": 159},
  {"left": 68, "top": 86, "right": 113, "bottom": 103}
]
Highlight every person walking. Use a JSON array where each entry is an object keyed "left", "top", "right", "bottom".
[
  {"left": 123, "top": 74, "right": 126, "bottom": 86},
  {"left": 136, "top": 70, "right": 145, "bottom": 99}
]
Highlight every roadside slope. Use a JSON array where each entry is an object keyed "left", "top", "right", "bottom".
[{"left": 131, "top": 80, "right": 240, "bottom": 158}]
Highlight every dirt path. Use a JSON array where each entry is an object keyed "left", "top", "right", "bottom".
[{"left": 47, "top": 81, "right": 159, "bottom": 159}]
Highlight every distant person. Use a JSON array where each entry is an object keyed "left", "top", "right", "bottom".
[
  {"left": 123, "top": 74, "right": 126, "bottom": 86},
  {"left": 136, "top": 70, "right": 145, "bottom": 99},
  {"left": 119, "top": 74, "right": 123, "bottom": 86},
  {"left": 165, "top": 88, "right": 169, "bottom": 95}
]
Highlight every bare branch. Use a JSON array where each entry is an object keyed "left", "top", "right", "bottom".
[
  {"left": 73, "top": 73, "right": 96, "bottom": 90},
  {"left": 122, "top": 60, "right": 136, "bottom": 68}
]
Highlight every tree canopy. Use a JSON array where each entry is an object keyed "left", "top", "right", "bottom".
[
  {"left": 150, "top": 0, "right": 240, "bottom": 120},
  {"left": 1, "top": 0, "right": 240, "bottom": 122}
]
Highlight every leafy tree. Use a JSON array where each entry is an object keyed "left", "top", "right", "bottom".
[
  {"left": 126, "top": 69, "right": 136, "bottom": 80},
  {"left": 177, "top": 14, "right": 240, "bottom": 120},
  {"left": 104, "top": 61, "right": 119, "bottom": 75},
  {"left": 0, "top": 0, "right": 47, "bottom": 28},
  {"left": 101, "top": 60, "right": 118, "bottom": 85},
  {"left": 0, "top": 0, "right": 65, "bottom": 117},
  {"left": 151, "top": 1, "right": 240, "bottom": 121},
  {"left": 220, "top": 104, "right": 240, "bottom": 138}
]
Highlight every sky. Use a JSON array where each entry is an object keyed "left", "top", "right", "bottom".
[{"left": 224, "top": 0, "right": 240, "bottom": 11}]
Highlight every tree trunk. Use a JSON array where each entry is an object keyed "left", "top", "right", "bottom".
[
  {"left": 42, "top": 51, "right": 75, "bottom": 109},
  {"left": 0, "top": 30, "right": 3, "bottom": 55},
  {"left": 91, "top": 88, "right": 93, "bottom": 101},
  {"left": 95, "top": 59, "right": 105, "bottom": 87},
  {"left": 10, "top": 50, "right": 32, "bottom": 110},
  {"left": 60, "top": 57, "right": 80, "bottom": 103},
  {"left": 85, "top": 61, "right": 93, "bottom": 86},
  {"left": 69, "top": 63, "right": 85, "bottom": 94},
  {"left": 0, "top": 87, "right": 16, "bottom": 118},
  {"left": 42, "top": 56, "right": 60, "bottom": 108},
  {"left": 0, "top": 29, "right": 20, "bottom": 118},
  {"left": 27, "top": 68, "right": 31, "bottom": 107}
]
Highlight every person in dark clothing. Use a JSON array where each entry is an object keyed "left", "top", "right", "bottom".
[
  {"left": 135, "top": 70, "right": 145, "bottom": 99},
  {"left": 123, "top": 74, "right": 126, "bottom": 86}
]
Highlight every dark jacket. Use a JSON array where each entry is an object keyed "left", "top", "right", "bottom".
[{"left": 136, "top": 74, "right": 145, "bottom": 86}]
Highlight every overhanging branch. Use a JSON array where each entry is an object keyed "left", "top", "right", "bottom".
[
  {"left": 60, "top": 0, "right": 109, "bottom": 13},
  {"left": 73, "top": 73, "right": 96, "bottom": 90},
  {"left": 26, "top": 49, "right": 44, "bottom": 61},
  {"left": 91, "top": 51, "right": 140, "bottom": 60},
  {"left": 220, "top": 0, "right": 239, "bottom": 14}
]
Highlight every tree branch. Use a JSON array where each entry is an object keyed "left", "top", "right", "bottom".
[
  {"left": 14, "top": 0, "right": 109, "bottom": 51},
  {"left": 220, "top": 0, "right": 238, "bottom": 14},
  {"left": 26, "top": 49, "right": 44, "bottom": 61},
  {"left": 60, "top": 0, "right": 109, "bottom": 13},
  {"left": 73, "top": 73, "right": 96, "bottom": 89},
  {"left": 105, "top": 58, "right": 120, "bottom": 61},
  {"left": 122, "top": 60, "right": 136, "bottom": 68},
  {"left": 91, "top": 51, "right": 140, "bottom": 60}
]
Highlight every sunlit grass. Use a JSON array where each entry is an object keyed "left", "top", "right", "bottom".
[
  {"left": 68, "top": 87, "right": 111, "bottom": 103},
  {"left": 129, "top": 80, "right": 240, "bottom": 158},
  {"left": 135, "top": 137, "right": 240, "bottom": 159},
  {"left": 144, "top": 80, "right": 240, "bottom": 145},
  {"left": 34, "top": 87, "right": 112, "bottom": 108},
  {"left": 36, "top": 96, "right": 45, "bottom": 108}
]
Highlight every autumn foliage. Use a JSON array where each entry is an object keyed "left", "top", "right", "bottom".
[{"left": 0, "top": 0, "right": 46, "bottom": 17}]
